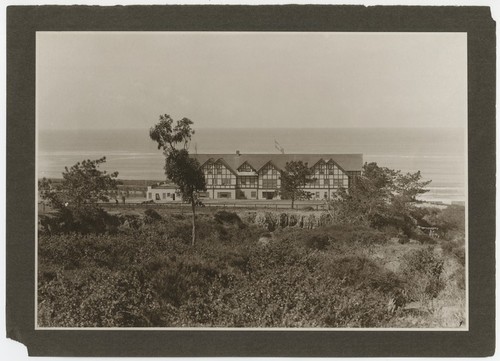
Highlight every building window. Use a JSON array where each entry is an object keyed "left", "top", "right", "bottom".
[
  {"left": 155, "top": 194, "right": 161, "bottom": 201},
  {"left": 324, "top": 192, "right": 328, "bottom": 198},
  {"left": 217, "top": 192, "right": 232, "bottom": 199},
  {"left": 262, "top": 179, "right": 277, "bottom": 189},
  {"left": 262, "top": 191, "right": 275, "bottom": 200},
  {"left": 238, "top": 176, "right": 257, "bottom": 188},
  {"left": 251, "top": 191, "right": 257, "bottom": 198},
  {"left": 148, "top": 192, "right": 152, "bottom": 199},
  {"left": 163, "top": 193, "right": 167, "bottom": 199},
  {"left": 315, "top": 192, "right": 320, "bottom": 198}
]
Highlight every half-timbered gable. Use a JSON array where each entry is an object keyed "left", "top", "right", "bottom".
[
  {"left": 326, "top": 159, "right": 349, "bottom": 188},
  {"left": 237, "top": 161, "right": 256, "bottom": 173},
  {"left": 258, "top": 162, "right": 280, "bottom": 189},
  {"left": 192, "top": 153, "right": 362, "bottom": 200}
]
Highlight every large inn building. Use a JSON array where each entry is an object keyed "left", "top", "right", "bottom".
[{"left": 147, "top": 152, "right": 363, "bottom": 202}]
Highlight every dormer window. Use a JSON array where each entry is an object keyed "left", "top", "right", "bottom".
[{"left": 238, "top": 162, "right": 254, "bottom": 172}]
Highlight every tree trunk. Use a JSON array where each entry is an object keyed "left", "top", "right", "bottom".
[
  {"left": 191, "top": 199, "right": 196, "bottom": 246},
  {"left": 291, "top": 197, "right": 295, "bottom": 209}
]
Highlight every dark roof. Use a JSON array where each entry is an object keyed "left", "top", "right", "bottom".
[
  {"left": 193, "top": 153, "right": 363, "bottom": 173},
  {"left": 150, "top": 181, "right": 177, "bottom": 189}
]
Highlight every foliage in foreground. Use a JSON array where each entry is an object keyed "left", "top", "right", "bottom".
[{"left": 38, "top": 210, "right": 464, "bottom": 328}]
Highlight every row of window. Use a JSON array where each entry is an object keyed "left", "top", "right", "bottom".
[
  {"left": 149, "top": 190, "right": 335, "bottom": 200},
  {"left": 309, "top": 177, "right": 349, "bottom": 188},
  {"left": 204, "top": 178, "right": 348, "bottom": 189},
  {"left": 207, "top": 177, "right": 234, "bottom": 186},
  {"left": 238, "top": 176, "right": 258, "bottom": 188},
  {"left": 148, "top": 192, "right": 175, "bottom": 200},
  {"left": 236, "top": 161, "right": 346, "bottom": 173},
  {"left": 202, "top": 160, "right": 352, "bottom": 190}
]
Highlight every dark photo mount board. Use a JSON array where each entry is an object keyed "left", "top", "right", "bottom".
[{"left": 6, "top": 5, "right": 495, "bottom": 357}]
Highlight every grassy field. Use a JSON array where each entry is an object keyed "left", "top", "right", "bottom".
[{"left": 37, "top": 205, "right": 466, "bottom": 328}]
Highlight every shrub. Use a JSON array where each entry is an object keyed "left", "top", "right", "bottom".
[
  {"left": 401, "top": 247, "right": 445, "bottom": 301},
  {"left": 214, "top": 210, "right": 243, "bottom": 225},
  {"left": 305, "top": 235, "right": 330, "bottom": 250},
  {"left": 144, "top": 208, "right": 162, "bottom": 223},
  {"left": 398, "top": 234, "right": 410, "bottom": 244},
  {"left": 441, "top": 240, "right": 465, "bottom": 267},
  {"left": 38, "top": 213, "right": 461, "bottom": 328},
  {"left": 38, "top": 268, "right": 159, "bottom": 327},
  {"left": 117, "top": 214, "right": 143, "bottom": 230},
  {"left": 38, "top": 208, "right": 122, "bottom": 235},
  {"left": 413, "top": 233, "right": 437, "bottom": 245},
  {"left": 452, "top": 246, "right": 466, "bottom": 267},
  {"left": 452, "top": 266, "right": 466, "bottom": 290}
]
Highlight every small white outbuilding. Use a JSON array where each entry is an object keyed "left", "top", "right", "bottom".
[{"left": 146, "top": 183, "right": 180, "bottom": 202}]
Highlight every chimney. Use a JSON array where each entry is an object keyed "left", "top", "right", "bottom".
[{"left": 236, "top": 150, "right": 240, "bottom": 156}]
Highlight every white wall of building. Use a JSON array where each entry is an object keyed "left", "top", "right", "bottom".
[{"left": 146, "top": 187, "right": 180, "bottom": 202}]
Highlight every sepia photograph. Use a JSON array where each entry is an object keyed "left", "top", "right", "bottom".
[
  {"left": 35, "top": 31, "right": 468, "bottom": 330},
  {"left": 5, "top": 3, "right": 496, "bottom": 357}
]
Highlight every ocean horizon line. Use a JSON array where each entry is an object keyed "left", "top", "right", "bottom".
[{"left": 38, "top": 126, "right": 466, "bottom": 132}]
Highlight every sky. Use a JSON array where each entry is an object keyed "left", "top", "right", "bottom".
[{"left": 36, "top": 31, "right": 467, "bottom": 131}]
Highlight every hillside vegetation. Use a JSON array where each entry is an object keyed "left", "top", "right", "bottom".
[{"left": 38, "top": 206, "right": 465, "bottom": 328}]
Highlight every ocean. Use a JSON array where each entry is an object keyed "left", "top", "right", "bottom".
[{"left": 38, "top": 127, "right": 466, "bottom": 204}]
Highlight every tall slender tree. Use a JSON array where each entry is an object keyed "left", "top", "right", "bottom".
[{"left": 149, "top": 114, "right": 206, "bottom": 246}]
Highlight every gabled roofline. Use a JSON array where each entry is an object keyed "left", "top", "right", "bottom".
[
  {"left": 326, "top": 158, "right": 348, "bottom": 174},
  {"left": 200, "top": 157, "right": 238, "bottom": 176},
  {"left": 257, "top": 160, "right": 281, "bottom": 172},
  {"left": 214, "top": 158, "right": 238, "bottom": 176},
  {"left": 237, "top": 161, "right": 257, "bottom": 173},
  {"left": 310, "top": 158, "right": 326, "bottom": 168},
  {"left": 199, "top": 157, "right": 215, "bottom": 168}
]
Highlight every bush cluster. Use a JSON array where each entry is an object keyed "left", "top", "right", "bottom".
[
  {"left": 38, "top": 207, "right": 464, "bottom": 328},
  {"left": 401, "top": 247, "right": 445, "bottom": 301},
  {"left": 39, "top": 214, "right": 411, "bottom": 328}
]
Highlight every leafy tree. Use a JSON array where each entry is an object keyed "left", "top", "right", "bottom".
[
  {"left": 421, "top": 204, "right": 465, "bottom": 238},
  {"left": 150, "top": 114, "right": 206, "bottom": 246},
  {"left": 330, "top": 162, "right": 431, "bottom": 235},
  {"left": 393, "top": 170, "right": 432, "bottom": 204},
  {"left": 38, "top": 157, "right": 119, "bottom": 233},
  {"left": 279, "top": 161, "right": 313, "bottom": 209}
]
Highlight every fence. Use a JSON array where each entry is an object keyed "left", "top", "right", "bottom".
[{"left": 103, "top": 201, "right": 327, "bottom": 211}]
